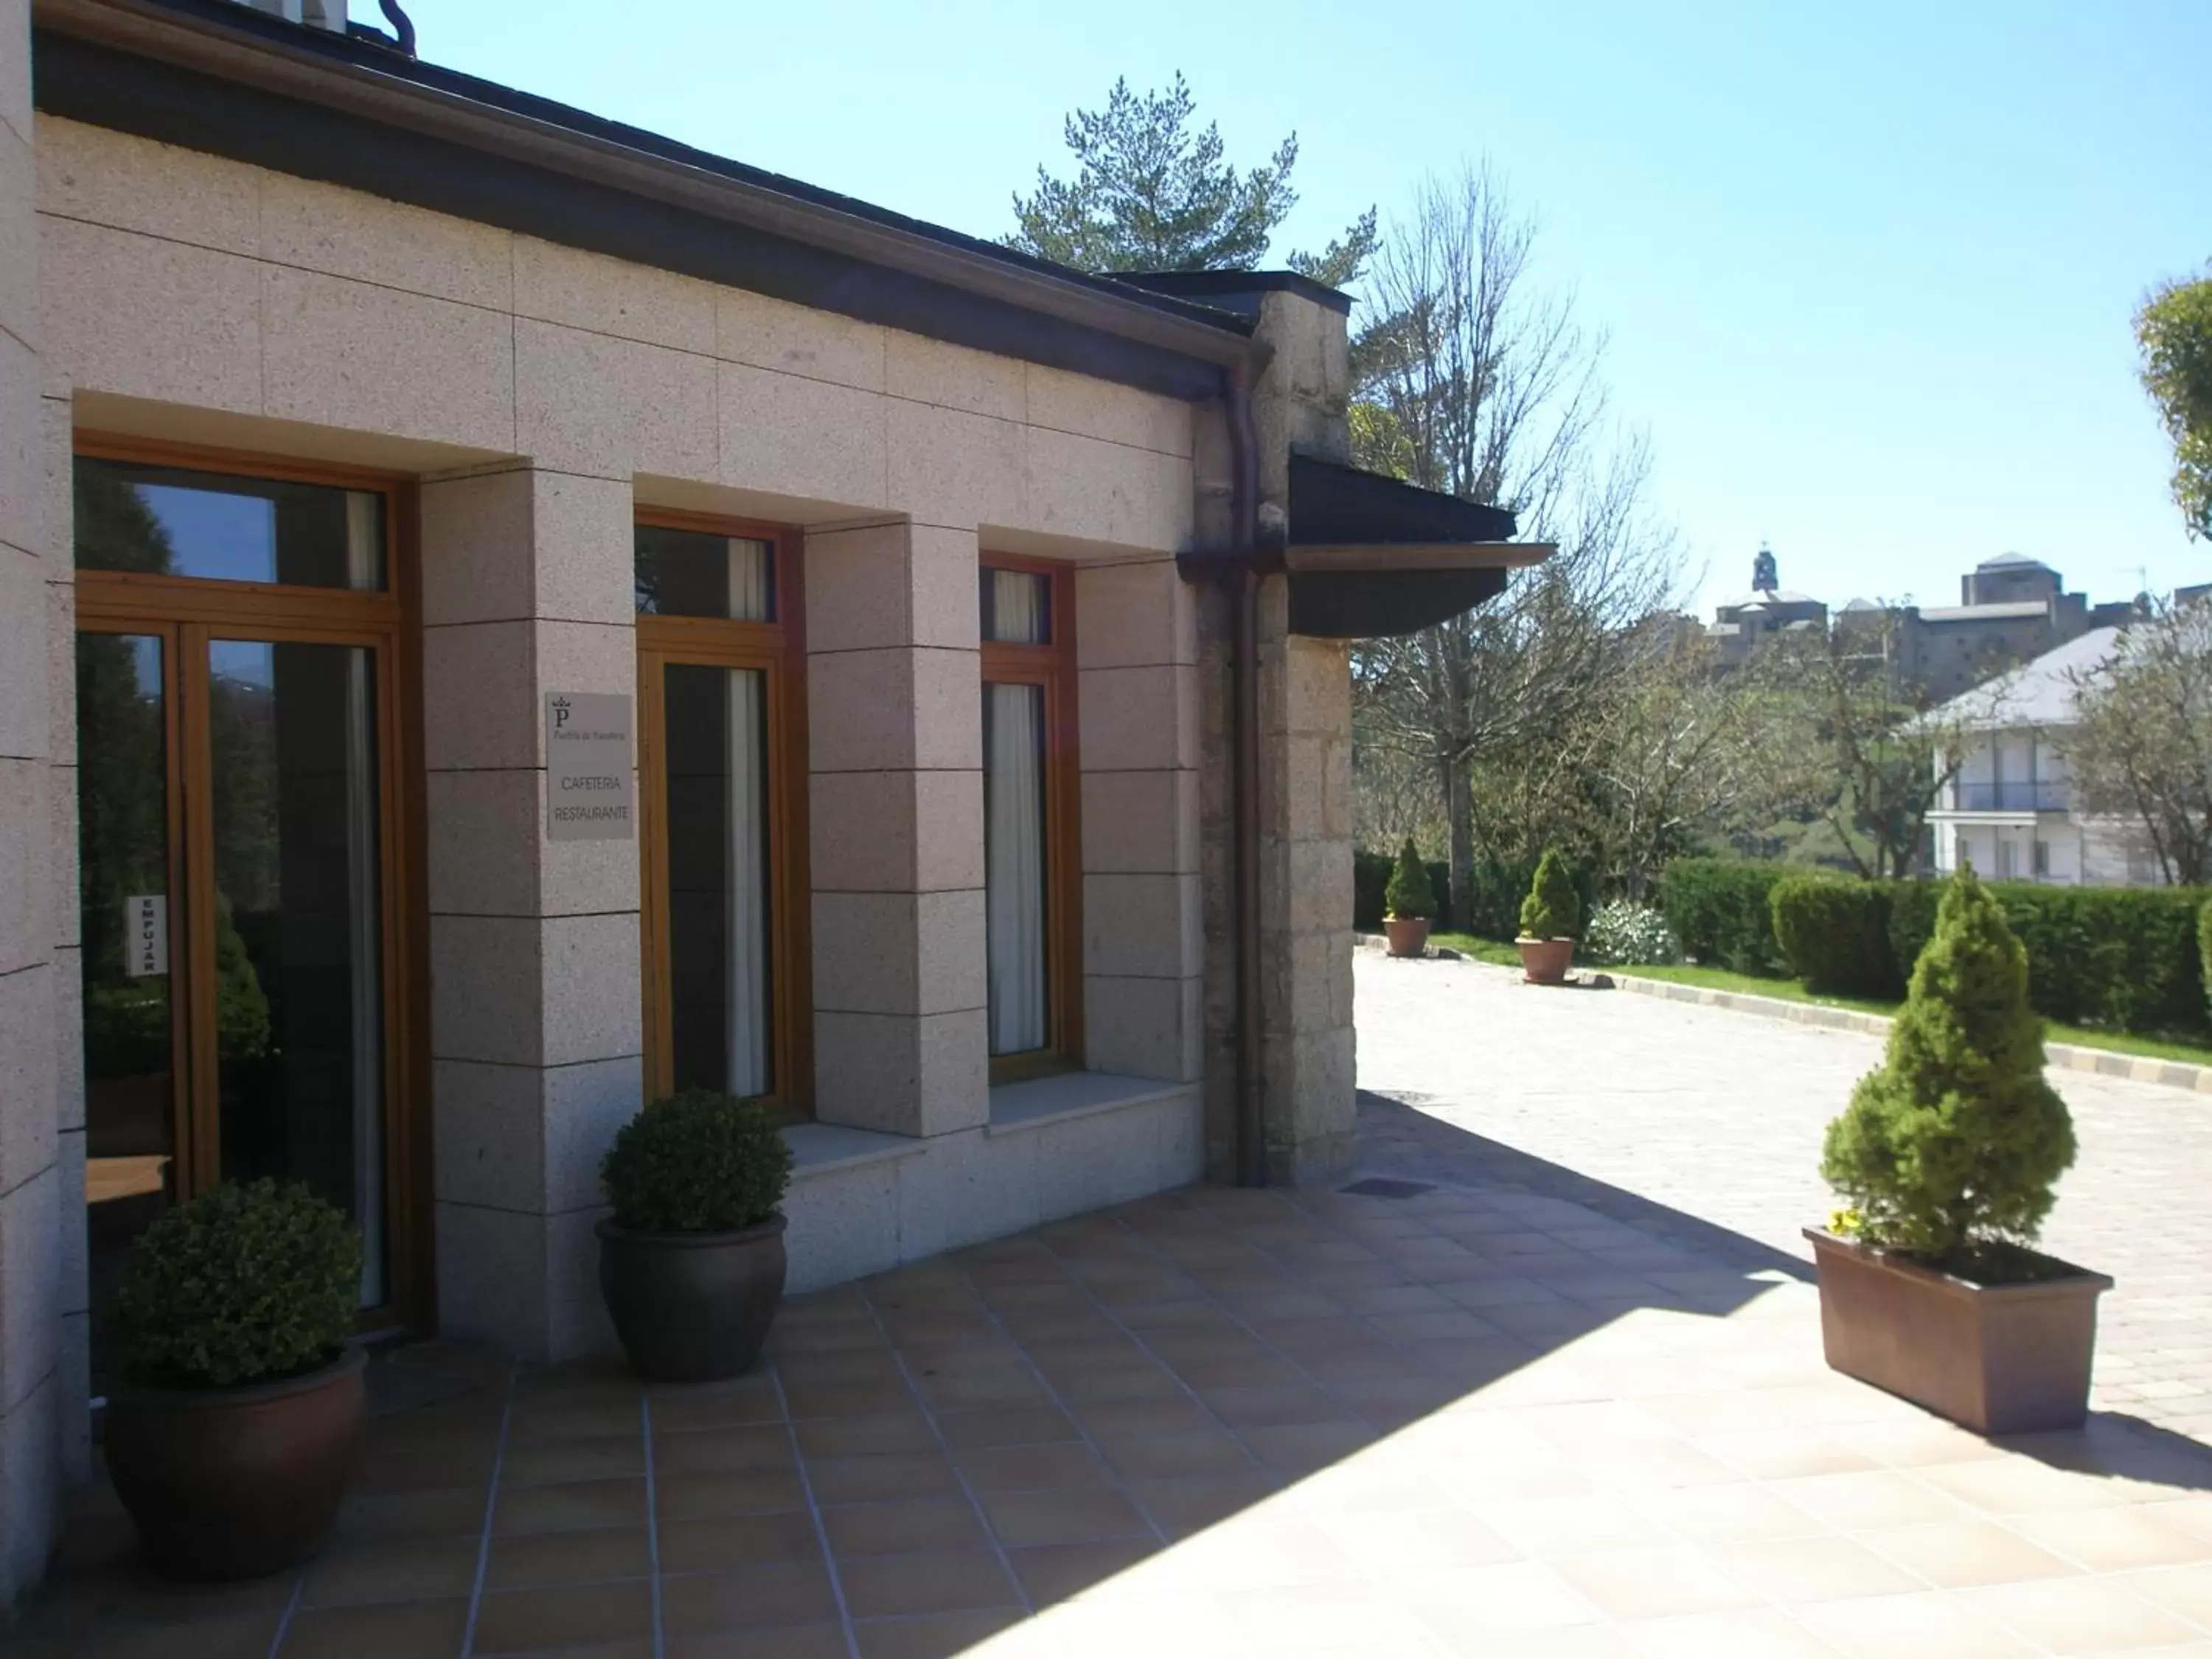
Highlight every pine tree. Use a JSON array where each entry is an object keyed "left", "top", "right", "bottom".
[
  {"left": 1821, "top": 866, "right": 2076, "bottom": 1267},
  {"left": 1382, "top": 838, "right": 1436, "bottom": 921},
  {"left": 1517, "top": 849, "right": 1580, "bottom": 941}
]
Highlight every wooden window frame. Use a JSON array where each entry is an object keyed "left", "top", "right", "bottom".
[
  {"left": 980, "top": 554, "right": 1083, "bottom": 1084},
  {"left": 70, "top": 432, "right": 432, "bottom": 1334},
  {"left": 633, "top": 508, "right": 812, "bottom": 1117}
]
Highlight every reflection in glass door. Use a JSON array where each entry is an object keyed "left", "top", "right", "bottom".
[
  {"left": 201, "top": 639, "right": 387, "bottom": 1305},
  {"left": 77, "top": 632, "right": 180, "bottom": 1338}
]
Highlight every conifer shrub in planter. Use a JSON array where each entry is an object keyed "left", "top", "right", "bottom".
[
  {"left": 1515, "top": 848, "right": 1582, "bottom": 985},
  {"left": 598, "top": 1090, "right": 795, "bottom": 1383},
  {"left": 1809, "top": 868, "right": 2107, "bottom": 1434},
  {"left": 1382, "top": 838, "right": 1439, "bottom": 958},
  {"left": 105, "top": 1180, "right": 365, "bottom": 1579}
]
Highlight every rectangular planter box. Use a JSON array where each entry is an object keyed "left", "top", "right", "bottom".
[{"left": 1804, "top": 1228, "right": 2112, "bottom": 1435}]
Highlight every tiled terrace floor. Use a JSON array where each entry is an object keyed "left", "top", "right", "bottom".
[{"left": 10, "top": 1168, "right": 2212, "bottom": 1658}]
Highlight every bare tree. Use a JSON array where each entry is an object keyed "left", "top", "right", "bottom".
[
  {"left": 2063, "top": 597, "right": 2212, "bottom": 883},
  {"left": 1349, "top": 165, "right": 1679, "bottom": 925}
]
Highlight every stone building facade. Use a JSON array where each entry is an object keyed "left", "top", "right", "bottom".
[{"left": 0, "top": 0, "right": 1537, "bottom": 1600}]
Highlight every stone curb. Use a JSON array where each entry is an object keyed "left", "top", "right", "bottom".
[{"left": 1608, "top": 970, "right": 2212, "bottom": 1098}]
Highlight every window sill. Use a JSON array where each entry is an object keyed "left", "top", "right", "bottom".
[
  {"left": 782, "top": 1122, "right": 928, "bottom": 1180},
  {"left": 986, "top": 1071, "right": 1189, "bottom": 1138}
]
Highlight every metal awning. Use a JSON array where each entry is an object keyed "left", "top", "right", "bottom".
[{"left": 1282, "top": 454, "right": 1554, "bottom": 639}]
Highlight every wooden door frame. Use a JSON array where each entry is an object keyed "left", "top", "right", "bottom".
[
  {"left": 70, "top": 436, "right": 432, "bottom": 1332},
  {"left": 978, "top": 554, "right": 1083, "bottom": 1082},
  {"left": 633, "top": 510, "right": 812, "bottom": 1116}
]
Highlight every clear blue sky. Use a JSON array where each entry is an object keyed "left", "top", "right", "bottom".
[{"left": 392, "top": 0, "right": 2209, "bottom": 616}]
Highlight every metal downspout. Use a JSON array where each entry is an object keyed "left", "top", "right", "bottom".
[{"left": 1225, "top": 366, "right": 1266, "bottom": 1189}]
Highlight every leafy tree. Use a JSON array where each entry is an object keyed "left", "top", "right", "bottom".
[
  {"left": 2062, "top": 596, "right": 2212, "bottom": 884},
  {"left": 1007, "top": 74, "right": 1375, "bottom": 283},
  {"left": 1382, "top": 838, "right": 1436, "bottom": 920},
  {"left": 1518, "top": 848, "right": 1581, "bottom": 940},
  {"left": 1821, "top": 867, "right": 2076, "bottom": 1268},
  {"left": 2137, "top": 268, "right": 2212, "bottom": 540}
]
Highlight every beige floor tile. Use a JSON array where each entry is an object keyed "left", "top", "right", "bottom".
[
  {"left": 1400, "top": 1559, "right": 1601, "bottom": 1633},
  {"left": 1963, "top": 1576, "right": 2201, "bottom": 1653},
  {"left": 1097, "top": 1430, "right": 1253, "bottom": 1482},
  {"left": 664, "top": 1624, "right": 852, "bottom": 1658},
  {"left": 1765, "top": 1470, "right": 1971, "bottom": 1531},
  {"left": 655, "top": 1467, "right": 809, "bottom": 1518},
  {"left": 1796, "top": 1591, "right": 2040, "bottom": 1659},
  {"left": 933, "top": 1406, "right": 1081, "bottom": 1450},
  {"left": 485, "top": 1524, "right": 652, "bottom": 1590},
  {"left": 658, "top": 1510, "right": 825, "bottom": 1573},
  {"left": 804, "top": 1453, "right": 960, "bottom": 1506},
  {"left": 1124, "top": 1471, "right": 1282, "bottom": 1538},
  {"left": 1203, "top": 1384, "right": 1357, "bottom": 1429},
  {"left": 277, "top": 1597, "right": 470, "bottom": 1659},
  {"left": 1695, "top": 1429, "right": 1882, "bottom": 1480},
  {"left": 835, "top": 1548, "right": 1023, "bottom": 1621},
  {"left": 1919, "top": 1457, "right": 2139, "bottom": 1518},
  {"left": 981, "top": 1485, "right": 1153, "bottom": 1549},
  {"left": 332, "top": 1486, "right": 489, "bottom": 1542},
  {"left": 1855, "top": 1517, "right": 2081, "bottom": 1588},
  {"left": 1627, "top": 1482, "right": 1825, "bottom": 1545},
  {"left": 1829, "top": 1419, "right": 2011, "bottom": 1470},
  {"left": 1437, "top": 1630, "right": 1641, "bottom": 1659},
  {"left": 1141, "top": 1518, "right": 1366, "bottom": 1593},
  {"left": 956, "top": 1441, "right": 1113, "bottom": 1493},
  {"left": 1620, "top": 1609, "right": 1843, "bottom": 1658},
  {"left": 470, "top": 1579, "right": 657, "bottom": 1654},
  {"left": 82, "top": 1609, "right": 285, "bottom": 1659},
  {"left": 2014, "top": 1507, "right": 2212, "bottom": 1572},
  {"left": 658, "top": 1559, "right": 844, "bottom": 1635},
  {"left": 2152, "top": 1498, "right": 2212, "bottom": 1543},
  {"left": 501, "top": 1436, "right": 647, "bottom": 1486},
  {"left": 791, "top": 1413, "right": 939, "bottom": 1459},
  {"left": 1321, "top": 1506, "right": 1520, "bottom": 1574},
  {"left": 1220, "top": 1580, "right": 1449, "bottom": 1652},
  {"left": 1476, "top": 1492, "right": 1666, "bottom": 1556},
  {"left": 493, "top": 1477, "right": 647, "bottom": 1535},
  {"left": 1008, "top": 1537, "right": 1164, "bottom": 1605},
  {"left": 1546, "top": 1543, "right": 1766, "bottom": 1620},
  {"left": 2120, "top": 1562, "right": 2212, "bottom": 1625},
  {"left": 647, "top": 1380, "right": 786, "bottom": 1434},
  {"left": 1711, "top": 1533, "right": 1927, "bottom": 1604},
  {"left": 1037, "top": 1589, "right": 1256, "bottom": 1658},
  {"left": 297, "top": 1534, "right": 480, "bottom": 1609},
  {"left": 821, "top": 1497, "right": 988, "bottom": 1559},
  {"left": 849, "top": 1607, "right": 1032, "bottom": 1659}
]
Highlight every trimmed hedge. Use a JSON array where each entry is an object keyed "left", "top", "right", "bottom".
[
  {"left": 2201, "top": 900, "right": 2212, "bottom": 1026},
  {"left": 1771, "top": 877, "right": 1901, "bottom": 999},
  {"left": 1662, "top": 858, "right": 2212, "bottom": 1040},
  {"left": 1658, "top": 859, "right": 1791, "bottom": 976}
]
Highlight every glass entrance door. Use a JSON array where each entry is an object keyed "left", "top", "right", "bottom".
[{"left": 73, "top": 447, "right": 413, "bottom": 1366}]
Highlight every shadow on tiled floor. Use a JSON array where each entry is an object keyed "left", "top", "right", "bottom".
[{"left": 10, "top": 1101, "right": 2212, "bottom": 1658}]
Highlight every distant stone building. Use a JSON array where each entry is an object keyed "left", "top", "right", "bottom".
[{"left": 1700, "top": 549, "right": 2135, "bottom": 701}]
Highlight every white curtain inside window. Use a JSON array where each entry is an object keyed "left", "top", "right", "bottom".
[
  {"left": 989, "top": 569, "right": 1048, "bottom": 644},
  {"left": 728, "top": 538, "right": 772, "bottom": 622},
  {"left": 343, "top": 493, "right": 385, "bottom": 1307},
  {"left": 725, "top": 668, "right": 770, "bottom": 1096},
  {"left": 986, "top": 682, "right": 1047, "bottom": 1054}
]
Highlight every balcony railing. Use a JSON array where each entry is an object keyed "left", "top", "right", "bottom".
[{"left": 1951, "top": 782, "right": 2067, "bottom": 812}]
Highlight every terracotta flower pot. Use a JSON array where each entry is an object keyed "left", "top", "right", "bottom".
[
  {"left": 1382, "top": 917, "right": 1432, "bottom": 958},
  {"left": 1804, "top": 1228, "right": 2112, "bottom": 1434},
  {"left": 599, "top": 1214, "right": 788, "bottom": 1383},
  {"left": 105, "top": 1345, "right": 366, "bottom": 1579},
  {"left": 1515, "top": 936, "right": 1573, "bottom": 985}
]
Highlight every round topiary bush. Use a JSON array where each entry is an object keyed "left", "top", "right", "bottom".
[
  {"left": 1820, "top": 866, "right": 2077, "bottom": 1273},
  {"left": 114, "top": 1180, "right": 361, "bottom": 1388},
  {"left": 1582, "top": 901, "right": 1681, "bottom": 967},
  {"left": 1518, "top": 849, "right": 1581, "bottom": 942},
  {"left": 601, "top": 1090, "right": 793, "bottom": 1234},
  {"left": 1382, "top": 838, "right": 1437, "bottom": 921}
]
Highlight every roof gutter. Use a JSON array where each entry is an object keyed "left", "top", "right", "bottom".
[{"left": 34, "top": 0, "right": 1265, "bottom": 381}]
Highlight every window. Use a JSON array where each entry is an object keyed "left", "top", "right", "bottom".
[
  {"left": 636, "top": 515, "right": 807, "bottom": 1112},
  {"left": 2034, "top": 840, "right": 2051, "bottom": 878},
  {"left": 980, "top": 561, "right": 1081, "bottom": 1077},
  {"left": 76, "top": 456, "right": 386, "bottom": 590},
  {"left": 1997, "top": 838, "right": 2017, "bottom": 880}
]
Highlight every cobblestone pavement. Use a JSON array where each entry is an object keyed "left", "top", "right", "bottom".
[{"left": 1354, "top": 952, "right": 2212, "bottom": 1445}]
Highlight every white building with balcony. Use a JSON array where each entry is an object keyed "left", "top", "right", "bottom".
[{"left": 1927, "top": 625, "right": 2163, "bottom": 886}]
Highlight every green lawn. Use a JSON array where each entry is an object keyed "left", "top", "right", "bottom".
[{"left": 1422, "top": 942, "right": 2212, "bottom": 1070}]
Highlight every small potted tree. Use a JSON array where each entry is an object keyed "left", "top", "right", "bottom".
[
  {"left": 105, "top": 1180, "right": 365, "bottom": 1579},
  {"left": 1515, "top": 849, "right": 1581, "bottom": 985},
  {"left": 1382, "top": 838, "right": 1439, "bottom": 958},
  {"left": 598, "top": 1089, "right": 795, "bottom": 1383},
  {"left": 1807, "top": 866, "right": 2108, "bottom": 1434}
]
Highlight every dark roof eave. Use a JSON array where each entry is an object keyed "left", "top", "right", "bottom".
[{"left": 32, "top": 0, "right": 1265, "bottom": 397}]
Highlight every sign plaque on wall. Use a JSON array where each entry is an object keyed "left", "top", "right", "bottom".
[
  {"left": 546, "top": 692, "right": 635, "bottom": 841},
  {"left": 123, "top": 895, "right": 167, "bottom": 978}
]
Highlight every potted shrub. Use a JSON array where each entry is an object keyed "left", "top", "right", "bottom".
[
  {"left": 599, "top": 1089, "right": 795, "bottom": 1383},
  {"left": 1382, "top": 838, "right": 1439, "bottom": 958},
  {"left": 105, "top": 1179, "right": 365, "bottom": 1579},
  {"left": 1807, "top": 867, "right": 2107, "bottom": 1434},
  {"left": 1515, "top": 849, "right": 1581, "bottom": 985}
]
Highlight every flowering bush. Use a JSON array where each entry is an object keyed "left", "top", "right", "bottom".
[{"left": 1581, "top": 902, "right": 1682, "bottom": 967}]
